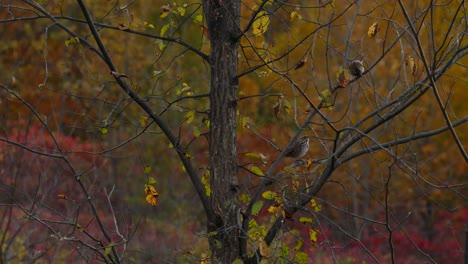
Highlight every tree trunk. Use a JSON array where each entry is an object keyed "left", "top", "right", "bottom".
[{"left": 203, "top": 0, "right": 241, "bottom": 262}]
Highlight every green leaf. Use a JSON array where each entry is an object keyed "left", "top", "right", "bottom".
[
  {"left": 204, "top": 118, "right": 210, "bottom": 128},
  {"left": 319, "top": 89, "right": 332, "bottom": 106},
  {"left": 250, "top": 166, "right": 264, "bottom": 176},
  {"left": 232, "top": 259, "right": 243, "bottom": 264},
  {"left": 144, "top": 166, "right": 152, "bottom": 174},
  {"left": 281, "top": 245, "right": 289, "bottom": 260},
  {"left": 193, "top": 126, "right": 201, "bottom": 137},
  {"left": 101, "top": 127, "right": 108, "bottom": 134},
  {"left": 156, "top": 39, "right": 167, "bottom": 51},
  {"left": 252, "top": 200, "right": 264, "bottom": 216},
  {"left": 104, "top": 242, "right": 114, "bottom": 256},
  {"left": 283, "top": 98, "right": 292, "bottom": 113},
  {"left": 148, "top": 176, "right": 157, "bottom": 185},
  {"left": 207, "top": 231, "right": 218, "bottom": 237}
]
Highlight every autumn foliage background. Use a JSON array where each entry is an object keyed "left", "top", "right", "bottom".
[{"left": 0, "top": 0, "right": 467, "bottom": 263}]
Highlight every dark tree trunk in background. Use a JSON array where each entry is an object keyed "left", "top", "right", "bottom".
[{"left": 203, "top": 0, "right": 241, "bottom": 262}]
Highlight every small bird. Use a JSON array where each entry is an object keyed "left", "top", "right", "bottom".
[
  {"left": 284, "top": 136, "right": 309, "bottom": 159},
  {"left": 349, "top": 60, "right": 365, "bottom": 77}
]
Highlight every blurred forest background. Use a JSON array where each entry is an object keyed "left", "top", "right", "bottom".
[{"left": 0, "top": 0, "right": 467, "bottom": 263}]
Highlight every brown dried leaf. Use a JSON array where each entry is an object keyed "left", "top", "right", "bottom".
[
  {"left": 259, "top": 238, "right": 270, "bottom": 257},
  {"left": 160, "top": 5, "right": 172, "bottom": 18},
  {"left": 336, "top": 67, "right": 350, "bottom": 88},
  {"left": 199, "top": 25, "right": 209, "bottom": 39},
  {"left": 405, "top": 55, "right": 416, "bottom": 75},
  {"left": 293, "top": 54, "right": 308, "bottom": 70},
  {"left": 273, "top": 95, "right": 284, "bottom": 118}
]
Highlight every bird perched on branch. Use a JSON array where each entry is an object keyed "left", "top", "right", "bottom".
[
  {"left": 284, "top": 136, "right": 309, "bottom": 159},
  {"left": 349, "top": 60, "right": 365, "bottom": 77}
]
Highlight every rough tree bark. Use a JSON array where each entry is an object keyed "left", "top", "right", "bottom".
[{"left": 203, "top": 0, "right": 241, "bottom": 262}]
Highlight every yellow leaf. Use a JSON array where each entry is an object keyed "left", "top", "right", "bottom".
[
  {"left": 299, "top": 217, "right": 313, "bottom": 224},
  {"left": 267, "top": 204, "right": 279, "bottom": 213},
  {"left": 186, "top": 110, "right": 195, "bottom": 124},
  {"left": 240, "top": 116, "right": 247, "bottom": 129},
  {"left": 144, "top": 22, "right": 155, "bottom": 29},
  {"left": 177, "top": 7, "right": 185, "bottom": 16},
  {"left": 250, "top": 166, "right": 264, "bottom": 176},
  {"left": 65, "top": 37, "right": 79, "bottom": 47},
  {"left": 140, "top": 116, "right": 149, "bottom": 127},
  {"left": 290, "top": 11, "right": 302, "bottom": 22},
  {"left": 201, "top": 170, "right": 211, "bottom": 197},
  {"left": 243, "top": 152, "right": 260, "bottom": 159},
  {"left": 193, "top": 14, "right": 203, "bottom": 24},
  {"left": 232, "top": 259, "right": 243, "bottom": 264},
  {"left": 293, "top": 239, "right": 303, "bottom": 251},
  {"left": 145, "top": 184, "right": 159, "bottom": 206},
  {"left": 181, "top": 82, "right": 191, "bottom": 92},
  {"left": 310, "top": 198, "right": 321, "bottom": 212},
  {"left": 309, "top": 228, "right": 318, "bottom": 243},
  {"left": 405, "top": 55, "right": 416, "bottom": 75},
  {"left": 160, "top": 24, "right": 170, "bottom": 37},
  {"left": 200, "top": 253, "right": 209, "bottom": 264},
  {"left": 295, "top": 251, "right": 309, "bottom": 264},
  {"left": 368, "top": 22, "right": 379, "bottom": 38},
  {"left": 57, "top": 193, "right": 67, "bottom": 199},
  {"left": 262, "top": 191, "right": 277, "bottom": 200},
  {"left": 239, "top": 193, "right": 251, "bottom": 203},
  {"left": 252, "top": 11, "right": 270, "bottom": 36},
  {"left": 101, "top": 127, "right": 108, "bottom": 134}
]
